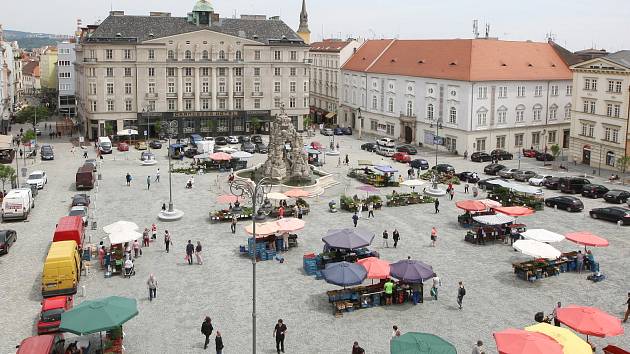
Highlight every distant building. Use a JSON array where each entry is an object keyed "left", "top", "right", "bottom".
[
  {"left": 57, "top": 41, "right": 76, "bottom": 117},
  {"left": 12, "top": 41, "right": 23, "bottom": 105},
  {"left": 0, "top": 24, "right": 16, "bottom": 132},
  {"left": 39, "top": 46, "right": 58, "bottom": 89},
  {"left": 296, "top": 0, "right": 310, "bottom": 44},
  {"left": 22, "top": 60, "right": 40, "bottom": 95}
]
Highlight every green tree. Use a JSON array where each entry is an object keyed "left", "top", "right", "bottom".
[
  {"left": 0, "top": 165, "right": 16, "bottom": 191},
  {"left": 249, "top": 117, "right": 261, "bottom": 134},
  {"left": 38, "top": 88, "right": 58, "bottom": 112},
  {"left": 617, "top": 156, "right": 630, "bottom": 181},
  {"left": 15, "top": 106, "right": 50, "bottom": 126},
  {"left": 550, "top": 144, "right": 561, "bottom": 167},
  {"left": 21, "top": 130, "right": 36, "bottom": 144},
  {"left": 303, "top": 115, "right": 312, "bottom": 130}
]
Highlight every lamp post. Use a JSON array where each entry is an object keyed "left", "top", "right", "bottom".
[
  {"left": 430, "top": 118, "right": 443, "bottom": 167},
  {"left": 230, "top": 177, "right": 273, "bottom": 354},
  {"left": 158, "top": 120, "right": 184, "bottom": 221},
  {"left": 357, "top": 107, "right": 363, "bottom": 140},
  {"left": 142, "top": 106, "right": 151, "bottom": 151}
]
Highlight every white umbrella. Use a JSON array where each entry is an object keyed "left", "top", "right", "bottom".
[
  {"left": 108, "top": 230, "right": 143, "bottom": 245},
  {"left": 513, "top": 239, "right": 561, "bottom": 259},
  {"left": 103, "top": 221, "right": 139, "bottom": 234},
  {"left": 521, "top": 229, "right": 565, "bottom": 243},
  {"left": 400, "top": 180, "right": 425, "bottom": 187},
  {"left": 473, "top": 214, "right": 516, "bottom": 225},
  {"left": 231, "top": 151, "right": 253, "bottom": 159},
  {"left": 266, "top": 192, "right": 287, "bottom": 201}
]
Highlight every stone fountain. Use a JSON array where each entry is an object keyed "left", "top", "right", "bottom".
[{"left": 424, "top": 171, "right": 447, "bottom": 197}]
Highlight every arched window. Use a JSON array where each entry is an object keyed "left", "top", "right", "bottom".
[
  {"left": 497, "top": 106, "right": 508, "bottom": 124},
  {"left": 202, "top": 50, "right": 209, "bottom": 60},
  {"left": 448, "top": 107, "right": 457, "bottom": 124},
  {"left": 427, "top": 104, "right": 434, "bottom": 120},
  {"left": 219, "top": 50, "right": 226, "bottom": 60},
  {"left": 549, "top": 104, "right": 558, "bottom": 120},
  {"left": 606, "top": 151, "right": 615, "bottom": 166},
  {"left": 235, "top": 50, "right": 242, "bottom": 61},
  {"left": 406, "top": 100, "right": 414, "bottom": 116},
  {"left": 515, "top": 104, "right": 526, "bottom": 122},
  {"left": 167, "top": 50, "right": 174, "bottom": 60},
  {"left": 185, "top": 50, "right": 192, "bottom": 60},
  {"left": 532, "top": 103, "right": 543, "bottom": 121}
]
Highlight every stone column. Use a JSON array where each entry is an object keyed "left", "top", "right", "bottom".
[
  {"left": 194, "top": 67, "right": 200, "bottom": 111},
  {"left": 211, "top": 67, "right": 217, "bottom": 110},
  {"left": 228, "top": 67, "right": 234, "bottom": 110},
  {"left": 177, "top": 67, "right": 183, "bottom": 111}
]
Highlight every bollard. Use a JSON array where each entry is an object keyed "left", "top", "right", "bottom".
[
  {"left": 554, "top": 205, "right": 558, "bottom": 212},
  {"left": 80, "top": 285, "right": 86, "bottom": 297}
]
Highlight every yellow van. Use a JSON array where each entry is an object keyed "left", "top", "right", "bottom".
[{"left": 42, "top": 241, "right": 81, "bottom": 297}]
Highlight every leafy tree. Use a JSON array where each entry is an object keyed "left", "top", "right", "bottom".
[
  {"left": 38, "top": 88, "right": 58, "bottom": 112},
  {"left": 550, "top": 144, "right": 561, "bottom": 167},
  {"left": 617, "top": 155, "right": 630, "bottom": 176},
  {"left": 0, "top": 165, "right": 16, "bottom": 191},
  {"left": 15, "top": 106, "right": 50, "bottom": 126},
  {"left": 21, "top": 130, "right": 36, "bottom": 144},
  {"left": 249, "top": 117, "right": 261, "bottom": 134},
  {"left": 303, "top": 115, "right": 312, "bottom": 130}
]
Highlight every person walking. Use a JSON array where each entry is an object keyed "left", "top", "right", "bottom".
[
  {"left": 382, "top": 230, "right": 389, "bottom": 248},
  {"left": 201, "top": 317, "right": 214, "bottom": 350},
  {"left": 155, "top": 168, "right": 160, "bottom": 182},
  {"left": 391, "top": 325, "right": 401, "bottom": 339},
  {"left": 195, "top": 241, "right": 203, "bottom": 265},
  {"left": 230, "top": 215, "right": 237, "bottom": 234},
  {"left": 431, "top": 273, "right": 442, "bottom": 300},
  {"left": 356, "top": 202, "right": 363, "bottom": 219},
  {"left": 345, "top": 154, "right": 349, "bottom": 165},
  {"left": 126, "top": 172, "right": 132, "bottom": 186},
  {"left": 449, "top": 188, "right": 455, "bottom": 200},
  {"left": 367, "top": 202, "right": 374, "bottom": 218},
  {"left": 83, "top": 150, "right": 88, "bottom": 158},
  {"left": 553, "top": 302, "right": 562, "bottom": 326},
  {"left": 352, "top": 212, "right": 359, "bottom": 228},
  {"left": 151, "top": 223, "right": 157, "bottom": 240},
  {"left": 472, "top": 185, "right": 479, "bottom": 198},
  {"left": 464, "top": 183, "right": 469, "bottom": 194},
  {"left": 392, "top": 229, "right": 400, "bottom": 248},
  {"left": 472, "top": 340, "right": 486, "bottom": 354},
  {"left": 434, "top": 198, "right": 440, "bottom": 213},
  {"left": 142, "top": 228, "right": 150, "bottom": 247},
  {"left": 477, "top": 227, "right": 486, "bottom": 245},
  {"left": 164, "top": 230, "right": 172, "bottom": 253},
  {"left": 273, "top": 319, "right": 287, "bottom": 354},
  {"left": 352, "top": 341, "right": 365, "bottom": 354},
  {"left": 623, "top": 292, "right": 630, "bottom": 323},
  {"left": 430, "top": 227, "right": 438, "bottom": 247},
  {"left": 147, "top": 274, "right": 157, "bottom": 301},
  {"left": 146, "top": 176, "right": 151, "bottom": 190},
  {"left": 186, "top": 240, "right": 195, "bottom": 265},
  {"left": 215, "top": 331, "right": 224, "bottom": 354},
  {"left": 132, "top": 239, "right": 140, "bottom": 258},
  {"left": 457, "top": 281, "right": 466, "bottom": 309}
]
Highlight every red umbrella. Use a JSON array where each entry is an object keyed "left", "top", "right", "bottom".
[
  {"left": 493, "top": 328, "right": 563, "bottom": 354},
  {"left": 556, "top": 305, "right": 624, "bottom": 338},
  {"left": 209, "top": 152, "right": 232, "bottom": 161},
  {"left": 456, "top": 200, "right": 487, "bottom": 212},
  {"left": 275, "top": 218, "right": 305, "bottom": 232},
  {"left": 494, "top": 206, "right": 535, "bottom": 217},
  {"left": 284, "top": 189, "right": 310, "bottom": 198},
  {"left": 565, "top": 232, "right": 609, "bottom": 248},
  {"left": 357, "top": 257, "right": 390, "bottom": 279},
  {"left": 216, "top": 195, "right": 242, "bottom": 204}
]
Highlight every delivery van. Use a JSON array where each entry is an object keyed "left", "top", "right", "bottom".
[
  {"left": 97, "top": 136, "right": 112, "bottom": 154},
  {"left": 1, "top": 188, "right": 34, "bottom": 221},
  {"left": 52, "top": 216, "right": 85, "bottom": 249},
  {"left": 15, "top": 334, "right": 65, "bottom": 354},
  {"left": 42, "top": 241, "right": 81, "bottom": 297},
  {"left": 75, "top": 165, "right": 95, "bottom": 190}
]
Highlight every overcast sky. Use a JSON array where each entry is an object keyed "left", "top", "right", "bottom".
[{"left": 2, "top": 0, "right": 629, "bottom": 52}]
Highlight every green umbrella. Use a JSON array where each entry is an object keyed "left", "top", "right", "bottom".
[
  {"left": 391, "top": 332, "right": 457, "bottom": 354},
  {"left": 60, "top": 296, "right": 138, "bottom": 335}
]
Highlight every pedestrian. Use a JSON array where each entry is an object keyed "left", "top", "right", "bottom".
[
  {"left": 352, "top": 341, "right": 365, "bottom": 354},
  {"left": 155, "top": 168, "right": 160, "bottom": 182},
  {"left": 98, "top": 246, "right": 105, "bottom": 268},
  {"left": 430, "top": 227, "right": 437, "bottom": 247},
  {"left": 278, "top": 206, "right": 285, "bottom": 219},
  {"left": 345, "top": 154, "right": 349, "bottom": 165},
  {"left": 576, "top": 250, "right": 584, "bottom": 273},
  {"left": 195, "top": 241, "right": 203, "bottom": 265},
  {"left": 147, "top": 274, "right": 157, "bottom": 301},
  {"left": 434, "top": 198, "right": 440, "bottom": 213},
  {"left": 273, "top": 319, "right": 287, "bottom": 354},
  {"left": 367, "top": 202, "right": 374, "bottom": 218},
  {"left": 477, "top": 227, "right": 486, "bottom": 245},
  {"left": 553, "top": 302, "right": 562, "bottom": 327},
  {"left": 392, "top": 229, "right": 400, "bottom": 248},
  {"left": 431, "top": 273, "right": 441, "bottom": 300},
  {"left": 162, "top": 203, "right": 166, "bottom": 212},
  {"left": 457, "top": 281, "right": 466, "bottom": 309},
  {"left": 215, "top": 331, "right": 224, "bottom": 354},
  {"left": 126, "top": 172, "right": 132, "bottom": 186},
  {"left": 230, "top": 215, "right": 237, "bottom": 234},
  {"left": 356, "top": 202, "right": 363, "bottom": 219},
  {"left": 83, "top": 150, "right": 88, "bottom": 158},
  {"left": 147, "top": 176, "right": 151, "bottom": 190},
  {"left": 132, "top": 239, "right": 140, "bottom": 258},
  {"left": 384, "top": 278, "right": 394, "bottom": 305},
  {"left": 449, "top": 188, "right": 455, "bottom": 200},
  {"left": 297, "top": 205, "right": 303, "bottom": 219},
  {"left": 464, "top": 183, "right": 469, "bottom": 194},
  {"left": 164, "top": 230, "right": 172, "bottom": 253},
  {"left": 151, "top": 223, "right": 157, "bottom": 240},
  {"left": 411, "top": 281, "right": 422, "bottom": 305},
  {"left": 623, "top": 292, "right": 630, "bottom": 323},
  {"left": 472, "top": 185, "right": 479, "bottom": 198},
  {"left": 19, "top": 149, "right": 23, "bottom": 158},
  {"left": 142, "top": 228, "right": 150, "bottom": 247},
  {"left": 201, "top": 317, "right": 214, "bottom": 350},
  {"left": 472, "top": 340, "right": 486, "bottom": 354},
  {"left": 71, "top": 146, "right": 75, "bottom": 156},
  {"left": 382, "top": 230, "right": 389, "bottom": 248},
  {"left": 352, "top": 212, "right": 359, "bottom": 228},
  {"left": 186, "top": 240, "right": 194, "bottom": 265},
  {"left": 391, "top": 325, "right": 401, "bottom": 339},
  {"left": 464, "top": 150, "right": 468, "bottom": 160}
]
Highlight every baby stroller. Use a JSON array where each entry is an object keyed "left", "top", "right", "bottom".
[{"left": 123, "top": 264, "right": 136, "bottom": 278}]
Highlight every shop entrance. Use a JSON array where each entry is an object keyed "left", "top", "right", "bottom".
[
  {"left": 404, "top": 126, "right": 413, "bottom": 143},
  {"left": 582, "top": 145, "right": 591, "bottom": 165}
]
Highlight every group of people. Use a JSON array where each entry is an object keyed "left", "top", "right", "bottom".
[{"left": 381, "top": 229, "right": 400, "bottom": 248}]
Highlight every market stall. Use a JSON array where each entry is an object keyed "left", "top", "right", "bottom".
[
  {"left": 209, "top": 196, "right": 252, "bottom": 223},
  {"left": 347, "top": 165, "right": 400, "bottom": 187},
  {"left": 456, "top": 200, "right": 494, "bottom": 227},
  {"left": 239, "top": 218, "right": 304, "bottom": 260},
  {"left": 102, "top": 221, "right": 141, "bottom": 277},
  {"left": 466, "top": 214, "right": 523, "bottom": 244}
]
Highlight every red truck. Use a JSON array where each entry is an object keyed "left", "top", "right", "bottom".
[
  {"left": 15, "top": 334, "right": 65, "bottom": 354},
  {"left": 52, "top": 216, "right": 85, "bottom": 249},
  {"left": 37, "top": 295, "right": 73, "bottom": 334}
]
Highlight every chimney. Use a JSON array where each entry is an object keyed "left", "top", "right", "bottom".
[
  {"left": 109, "top": 11, "right": 125, "bottom": 16},
  {"left": 150, "top": 12, "right": 171, "bottom": 17}
]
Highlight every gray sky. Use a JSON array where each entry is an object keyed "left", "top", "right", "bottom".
[{"left": 2, "top": 0, "right": 629, "bottom": 52}]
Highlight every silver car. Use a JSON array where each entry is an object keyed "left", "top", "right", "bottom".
[{"left": 498, "top": 168, "right": 522, "bottom": 179}]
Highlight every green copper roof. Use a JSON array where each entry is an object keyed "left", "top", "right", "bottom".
[{"left": 193, "top": 0, "right": 213, "bottom": 12}]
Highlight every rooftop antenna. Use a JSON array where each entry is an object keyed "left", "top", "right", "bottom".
[
  {"left": 473, "top": 20, "right": 479, "bottom": 39},
  {"left": 546, "top": 31, "right": 556, "bottom": 42},
  {"left": 485, "top": 23, "right": 490, "bottom": 38}
]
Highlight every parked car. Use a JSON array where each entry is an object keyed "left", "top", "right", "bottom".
[
  {"left": 333, "top": 127, "right": 344, "bottom": 135},
  {"left": 528, "top": 175, "right": 553, "bottom": 186},
  {"left": 134, "top": 141, "right": 148, "bottom": 150},
  {"left": 392, "top": 152, "right": 411, "bottom": 163},
  {"left": 457, "top": 171, "right": 480, "bottom": 183},
  {"left": 514, "top": 170, "right": 537, "bottom": 182},
  {"left": 241, "top": 142, "right": 256, "bottom": 153},
  {"left": 484, "top": 163, "right": 506, "bottom": 175},
  {"left": 396, "top": 144, "right": 417, "bottom": 155},
  {"left": 251, "top": 135, "right": 263, "bottom": 144},
  {"left": 227, "top": 136, "right": 239, "bottom": 144},
  {"left": 471, "top": 152, "right": 492, "bottom": 162},
  {"left": 603, "top": 190, "right": 630, "bottom": 204},
  {"left": 522, "top": 149, "right": 539, "bottom": 158},
  {"left": 15, "top": 333, "right": 65, "bottom": 354},
  {"left": 71, "top": 194, "right": 90, "bottom": 207},
  {"left": 478, "top": 177, "right": 509, "bottom": 191},
  {"left": 581, "top": 184, "right": 609, "bottom": 198},
  {"left": 409, "top": 159, "right": 430, "bottom": 170},
  {"left": 40, "top": 144, "right": 54, "bottom": 160},
  {"left": 559, "top": 177, "right": 590, "bottom": 194},
  {"left": 0, "top": 229, "right": 17, "bottom": 255},
  {"left": 376, "top": 138, "right": 396, "bottom": 148},
  {"left": 27, "top": 170, "right": 48, "bottom": 189},
  {"left": 117, "top": 142, "right": 129, "bottom": 151},
  {"left": 68, "top": 206, "right": 88, "bottom": 226},
  {"left": 204, "top": 136, "right": 216, "bottom": 142},
  {"left": 84, "top": 159, "right": 97, "bottom": 172},
  {"left": 432, "top": 164, "right": 455, "bottom": 174},
  {"left": 342, "top": 127, "right": 353, "bottom": 135},
  {"left": 215, "top": 136, "right": 228, "bottom": 145},
  {"left": 361, "top": 142, "right": 377, "bottom": 152},
  {"left": 238, "top": 136, "right": 250, "bottom": 143},
  {"left": 148, "top": 140, "right": 162, "bottom": 149},
  {"left": 589, "top": 207, "right": 630, "bottom": 225},
  {"left": 376, "top": 146, "right": 396, "bottom": 157},
  {"left": 498, "top": 168, "right": 522, "bottom": 179},
  {"left": 320, "top": 127, "right": 334, "bottom": 136},
  {"left": 545, "top": 196, "right": 584, "bottom": 212},
  {"left": 255, "top": 143, "right": 268, "bottom": 154},
  {"left": 536, "top": 152, "right": 554, "bottom": 161},
  {"left": 37, "top": 295, "right": 73, "bottom": 334},
  {"left": 544, "top": 177, "right": 562, "bottom": 190},
  {"left": 490, "top": 149, "right": 514, "bottom": 160}
]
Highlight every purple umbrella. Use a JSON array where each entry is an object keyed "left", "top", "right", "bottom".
[
  {"left": 322, "top": 228, "right": 375, "bottom": 250},
  {"left": 322, "top": 261, "right": 367, "bottom": 287},
  {"left": 390, "top": 259, "right": 434, "bottom": 283}
]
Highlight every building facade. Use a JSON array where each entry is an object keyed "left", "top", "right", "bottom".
[
  {"left": 309, "top": 39, "right": 362, "bottom": 126},
  {"left": 22, "top": 60, "right": 40, "bottom": 95},
  {"left": 1, "top": 27, "right": 16, "bottom": 132},
  {"left": 12, "top": 42, "right": 23, "bottom": 106},
  {"left": 569, "top": 51, "right": 630, "bottom": 172},
  {"left": 341, "top": 39, "right": 574, "bottom": 156},
  {"left": 75, "top": 0, "right": 310, "bottom": 139},
  {"left": 39, "top": 46, "right": 58, "bottom": 89},
  {"left": 57, "top": 41, "right": 77, "bottom": 117}
]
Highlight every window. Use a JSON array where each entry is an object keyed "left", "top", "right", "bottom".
[
  {"left": 184, "top": 68, "right": 192, "bottom": 76},
  {"left": 89, "top": 83, "right": 97, "bottom": 95},
  {"left": 498, "top": 86, "right": 507, "bottom": 98},
  {"left": 274, "top": 97, "right": 281, "bottom": 108},
  {"left": 254, "top": 82, "right": 261, "bottom": 93},
  {"left": 90, "top": 101, "right": 97, "bottom": 112},
  {"left": 615, "top": 81, "right": 622, "bottom": 93},
  {"left": 202, "top": 50, "right": 208, "bottom": 60},
  {"left": 606, "top": 151, "right": 616, "bottom": 166},
  {"left": 477, "top": 86, "right": 487, "bottom": 99},
  {"left": 168, "top": 50, "right": 175, "bottom": 60},
  {"left": 476, "top": 138, "right": 486, "bottom": 152},
  {"left": 549, "top": 105, "right": 557, "bottom": 120},
  {"left": 370, "top": 120, "right": 378, "bottom": 131},
  {"left": 185, "top": 82, "right": 192, "bottom": 93},
  {"left": 388, "top": 98, "right": 394, "bottom": 113},
  {"left": 106, "top": 100, "right": 114, "bottom": 111},
  {"left": 106, "top": 83, "right": 114, "bottom": 95},
  {"left": 274, "top": 50, "right": 281, "bottom": 61},
  {"left": 497, "top": 108, "right": 507, "bottom": 124},
  {"left": 168, "top": 99, "right": 176, "bottom": 111},
  {"left": 534, "top": 85, "right": 543, "bottom": 96},
  {"left": 564, "top": 104, "right": 572, "bottom": 119},
  {"left": 477, "top": 111, "right": 487, "bottom": 126},
  {"left": 219, "top": 50, "right": 225, "bottom": 61},
  {"left": 124, "top": 83, "right": 132, "bottom": 95},
  {"left": 517, "top": 86, "right": 526, "bottom": 97},
  {"left": 550, "top": 85, "right": 558, "bottom": 96},
  {"left": 123, "top": 67, "right": 131, "bottom": 77},
  {"left": 514, "top": 134, "right": 524, "bottom": 147},
  {"left": 406, "top": 101, "right": 414, "bottom": 116},
  {"left": 290, "top": 51, "right": 297, "bottom": 61},
  {"left": 106, "top": 67, "right": 113, "bottom": 77},
  {"left": 607, "top": 104, "right": 614, "bottom": 117},
  {"left": 516, "top": 107, "right": 525, "bottom": 122},
  {"left": 371, "top": 96, "right": 378, "bottom": 110},
  {"left": 566, "top": 85, "right": 572, "bottom": 96},
  {"left": 234, "top": 98, "right": 243, "bottom": 109},
  {"left": 58, "top": 72, "right": 71, "bottom": 78},
  {"left": 548, "top": 131, "right": 556, "bottom": 143},
  {"left": 592, "top": 79, "right": 597, "bottom": 91},
  {"left": 148, "top": 83, "right": 156, "bottom": 94},
  {"left": 200, "top": 67, "right": 209, "bottom": 76},
  {"left": 448, "top": 107, "right": 457, "bottom": 124},
  {"left": 274, "top": 82, "right": 281, "bottom": 93},
  {"left": 303, "top": 81, "right": 308, "bottom": 92},
  {"left": 234, "top": 68, "right": 242, "bottom": 76},
  {"left": 303, "top": 97, "right": 308, "bottom": 108},
  {"left": 290, "top": 68, "right": 296, "bottom": 76},
  {"left": 427, "top": 104, "right": 434, "bottom": 120},
  {"left": 168, "top": 82, "right": 176, "bottom": 94},
  {"left": 533, "top": 105, "right": 542, "bottom": 121},
  {"left": 254, "top": 50, "right": 261, "bottom": 60},
  {"left": 185, "top": 50, "right": 192, "bottom": 60},
  {"left": 254, "top": 99, "right": 261, "bottom": 109},
  {"left": 148, "top": 67, "right": 155, "bottom": 77},
  {"left": 289, "top": 97, "right": 296, "bottom": 108},
  {"left": 235, "top": 50, "right": 242, "bottom": 61},
  {"left": 274, "top": 68, "right": 281, "bottom": 76},
  {"left": 146, "top": 49, "right": 153, "bottom": 60},
  {"left": 88, "top": 68, "right": 96, "bottom": 77},
  {"left": 105, "top": 49, "right": 112, "bottom": 60},
  {"left": 386, "top": 124, "right": 395, "bottom": 136},
  {"left": 185, "top": 99, "right": 193, "bottom": 111},
  {"left": 218, "top": 68, "right": 226, "bottom": 76},
  {"left": 604, "top": 127, "right": 620, "bottom": 143},
  {"left": 235, "top": 81, "right": 242, "bottom": 93},
  {"left": 218, "top": 82, "right": 226, "bottom": 93},
  {"left": 583, "top": 99, "right": 596, "bottom": 114},
  {"left": 201, "top": 99, "right": 209, "bottom": 110},
  {"left": 167, "top": 68, "right": 176, "bottom": 77},
  {"left": 584, "top": 78, "right": 591, "bottom": 90},
  {"left": 125, "top": 100, "right": 133, "bottom": 111},
  {"left": 608, "top": 80, "right": 615, "bottom": 92},
  {"left": 289, "top": 82, "right": 296, "bottom": 93},
  {"left": 253, "top": 68, "right": 260, "bottom": 76},
  {"left": 496, "top": 136, "right": 506, "bottom": 149},
  {"left": 532, "top": 132, "right": 540, "bottom": 146}
]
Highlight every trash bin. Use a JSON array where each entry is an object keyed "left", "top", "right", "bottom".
[{"left": 91, "top": 220, "right": 97, "bottom": 230}]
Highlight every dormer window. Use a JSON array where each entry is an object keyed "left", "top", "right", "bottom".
[
  {"left": 219, "top": 50, "right": 226, "bottom": 61},
  {"left": 202, "top": 50, "right": 209, "bottom": 60},
  {"left": 185, "top": 50, "right": 192, "bottom": 60}
]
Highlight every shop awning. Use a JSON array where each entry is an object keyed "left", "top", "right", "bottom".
[
  {"left": 473, "top": 214, "right": 516, "bottom": 225},
  {"left": 374, "top": 165, "right": 398, "bottom": 173},
  {"left": 325, "top": 112, "right": 336, "bottom": 119},
  {"left": 357, "top": 160, "right": 372, "bottom": 166}
]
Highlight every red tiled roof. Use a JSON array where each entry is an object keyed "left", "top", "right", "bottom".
[
  {"left": 310, "top": 39, "right": 352, "bottom": 52},
  {"left": 22, "top": 60, "right": 40, "bottom": 77},
  {"left": 343, "top": 39, "right": 572, "bottom": 81}
]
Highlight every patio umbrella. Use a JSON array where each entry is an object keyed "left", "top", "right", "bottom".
[
  {"left": 513, "top": 240, "right": 561, "bottom": 259},
  {"left": 357, "top": 257, "right": 390, "bottom": 280},
  {"left": 555, "top": 305, "right": 624, "bottom": 338},
  {"left": 494, "top": 206, "right": 535, "bottom": 217},
  {"left": 390, "top": 332, "right": 457, "bottom": 354},
  {"left": 275, "top": 218, "right": 305, "bottom": 232},
  {"left": 216, "top": 195, "right": 243, "bottom": 204},
  {"left": 244, "top": 221, "right": 279, "bottom": 237},
  {"left": 479, "top": 199, "right": 502, "bottom": 208},
  {"left": 103, "top": 221, "right": 139, "bottom": 234},
  {"left": 108, "top": 230, "right": 143, "bottom": 245},
  {"left": 231, "top": 150, "right": 253, "bottom": 159},
  {"left": 284, "top": 189, "right": 310, "bottom": 198},
  {"left": 322, "top": 228, "right": 375, "bottom": 250},
  {"left": 525, "top": 323, "right": 592, "bottom": 354},
  {"left": 400, "top": 179, "right": 425, "bottom": 191},
  {"left": 266, "top": 192, "right": 288, "bottom": 201},
  {"left": 322, "top": 261, "right": 367, "bottom": 287},
  {"left": 565, "top": 232, "right": 609, "bottom": 248},
  {"left": 390, "top": 258, "right": 434, "bottom": 283},
  {"left": 521, "top": 229, "right": 565, "bottom": 243},
  {"left": 456, "top": 200, "right": 487, "bottom": 212},
  {"left": 208, "top": 152, "right": 232, "bottom": 161},
  {"left": 494, "top": 328, "right": 563, "bottom": 354},
  {"left": 473, "top": 214, "right": 516, "bottom": 225},
  {"left": 60, "top": 296, "right": 138, "bottom": 335}
]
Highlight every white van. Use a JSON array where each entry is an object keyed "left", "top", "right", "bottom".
[
  {"left": 376, "top": 145, "right": 396, "bottom": 157},
  {"left": 2, "top": 188, "right": 35, "bottom": 221},
  {"left": 97, "top": 137, "right": 112, "bottom": 154}
]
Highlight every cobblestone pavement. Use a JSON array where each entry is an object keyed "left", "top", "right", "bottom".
[{"left": 1, "top": 131, "right": 629, "bottom": 354}]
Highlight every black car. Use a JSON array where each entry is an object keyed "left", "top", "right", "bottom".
[
  {"left": 361, "top": 142, "right": 377, "bottom": 152},
  {"left": 215, "top": 136, "right": 228, "bottom": 145},
  {"left": 71, "top": 194, "right": 91, "bottom": 207},
  {"left": 40, "top": 145, "right": 54, "bottom": 160},
  {"left": 590, "top": 207, "right": 630, "bottom": 225},
  {"left": 396, "top": 145, "right": 417, "bottom": 155},
  {"left": 342, "top": 127, "right": 353, "bottom": 135},
  {"left": 603, "top": 190, "right": 630, "bottom": 204},
  {"left": 471, "top": 152, "right": 492, "bottom": 162},
  {"left": 535, "top": 152, "right": 555, "bottom": 161},
  {"left": 581, "top": 184, "right": 609, "bottom": 198},
  {"left": 478, "top": 177, "right": 509, "bottom": 191},
  {"left": 251, "top": 135, "right": 263, "bottom": 144},
  {"left": 490, "top": 149, "right": 514, "bottom": 160},
  {"left": 333, "top": 127, "right": 344, "bottom": 135},
  {"left": 184, "top": 147, "right": 198, "bottom": 158},
  {"left": 239, "top": 136, "right": 251, "bottom": 143},
  {"left": 513, "top": 171, "right": 537, "bottom": 182},
  {"left": 255, "top": 143, "right": 268, "bottom": 154},
  {"left": 544, "top": 177, "right": 562, "bottom": 190},
  {"left": 409, "top": 159, "right": 429, "bottom": 170},
  {"left": 457, "top": 172, "right": 480, "bottom": 183},
  {"left": 0, "top": 230, "right": 17, "bottom": 255},
  {"left": 559, "top": 177, "right": 590, "bottom": 194},
  {"left": 241, "top": 142, "right": 256, "bottom": 153},
  {"left": 149, "top": 140, "right": 162, "bottom": 149},
  {"left": 544, "top": 196, "right": 584, "bottom": 212},
  {"left": 484, "top": 163, "right": 506, "bottom": 175},
  {"left": 432, "top": 164, "right": 455, "bottom": 174}
]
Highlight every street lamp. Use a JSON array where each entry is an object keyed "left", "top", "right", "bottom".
[
  {"left": 430, "top": 118, "right": 443, "bottom": 167},
  {"left": 142, "top": 106, "right": 151, "bottom": 151},
  {"left": 357, "top": 107, "right": 363, "bottom": 140},
  {"left": 230, "top": 177, "right": 273, "bottom": 354},
  {"left": 158, "top": 120, "right": 184, "bottom": 221}
]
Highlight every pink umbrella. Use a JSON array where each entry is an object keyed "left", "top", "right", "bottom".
[
  {"left": 209, "top": 152, "right": 232, "bottom": 161},
  {"left": 216, "top": 195, "right": 242, "bottom": 204},
  {"left": 275, "top": 218, "right": 305, "bottom": 232},
  {"left": 479, "top": 199, "right": 502, "bottom": 208},
  {"left": 494, "top": 206, "right": 535, "bottom": 217},
  {"left": 244, "top": 221, "right": 279, "bottom": 237},
  {"left": 357, "top": 257, "right": 390, "bottom": 279},
  {"left": 284, "top": 189, "right": 310, "bottom": 198},
  {"left": 356, "top": 185, "right": 379, "bottom": 193},
  {"left": 565, "top": 232, "right": 609, "bottom": 248},
  {"left": 494, "top": 328, "right": 563, "bottom": 354}
]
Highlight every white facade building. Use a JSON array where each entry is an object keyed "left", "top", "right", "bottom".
[
  {"left": 1, "top": 33, "right": 16, "bottom": 133},
  {"left": 57, "top": 41, "right": 77, "bottom": 117}
]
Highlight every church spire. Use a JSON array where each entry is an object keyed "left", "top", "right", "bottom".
[{"left": 297, "top": 0, "right": 310, "bottom": 44}]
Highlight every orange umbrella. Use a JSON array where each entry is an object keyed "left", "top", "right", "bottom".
[
  {"left": 494, "top": 328, "right": 563, "bottom": 354},
  {"left": 565, "top": 232, "right": 609, "bottom": 248},
  {"left": 556, "top": 305, "right": 624, "bottom": 339},
  {"left": 244, "top": 221, "right": 279, "bottom": 237},
  {"left": 479, "top": 199, "right": 502, "bottom": 208},
  {"left": 276, "top": 218, "right": 305, "bottom": 232},
  {"left": 216, "top": 195, "right": 242, "bottom": 204},
  {"left": 494, "top": 206, "right": 535, "bottom": 217},
  {"left": 357, "top": 257, "right": 391, "bottom": 279},
  {"left": 284, "top": 189, "right": 310, "bottom": 198},
  {"left": 209, "top": 152, "right": 232, "bottom": 161},
  {"left": 456, "top": 200, "right": 487, "bottom": 212}
]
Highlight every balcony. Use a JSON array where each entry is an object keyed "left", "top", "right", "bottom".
[
  {"left": 183, "top": 92, "right": 195, "bottom": 98},
  {"left": 200, "top": 91, "right": 211, "bottom": 97},
  {"left": 233, "top": 91, "right": 244, "bottom": 97},
  {"left": 251, "top": 92, "right": 263, "bottom": 97},
  {"left": 145, "top": 92, "right": 158, "bottom": 99},
  {"left": 83, "top": 58, "right": 98, "bottom": 63},
  {"left": 217, "top": 91, "right": 228, "bottom": 97},
  {"left": 166, "top": 92, "right": 177, "bottom": 98}
]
